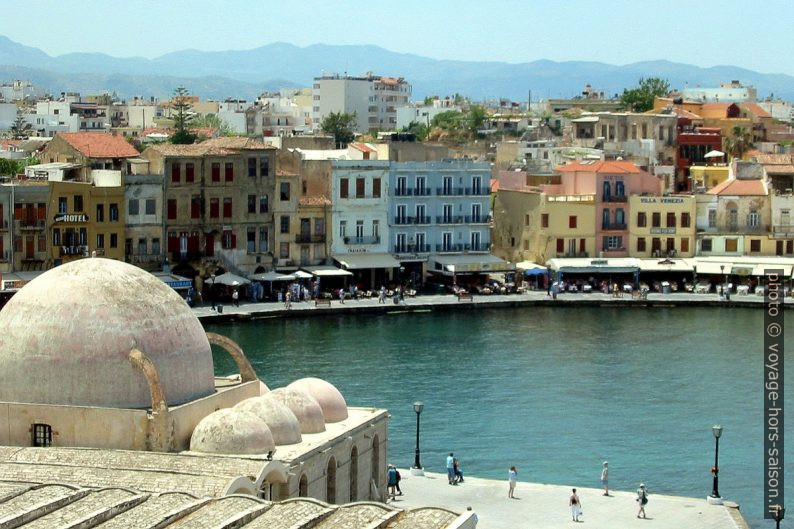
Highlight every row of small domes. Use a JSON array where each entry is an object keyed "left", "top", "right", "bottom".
[{"left": 190, "top": 377, "right": 348, "bottom": 455}]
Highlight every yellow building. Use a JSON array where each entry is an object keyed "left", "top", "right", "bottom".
[
  {"left": 689, "top": 165, "right": 729, "bottom": 190},
  {"left": 628, "top": 195, "right": 696, "bottom": 257},
  {"left": 48, "top": 176, "right": 125, "bottom": 265}
]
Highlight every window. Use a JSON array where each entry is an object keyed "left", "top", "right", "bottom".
[
  {"left": 729, "top": 209, "right": 738, "bottom": 229},
  {"left": 750, "top": 239, "right": 761, "bottom": 252},
  {"left": 747, "top": 210, "right": 759, "bottom": 228},
  {"left": 708, "top": 209, "right": 716, "bottom": 228},
  {"left": 171, "top": 163, "right": 180, "bottom": 183},
  {"left": 138, "top": 238, "right": 147, "bottom": 255},
  {"left": 615, "top": 209, "right": 625, "bottom": 226},
  {"left": 651, "top": 212, "right": 661, "bottom": 228},
  {"left": 372, "top": 219, "right": 379, "bottom": 239},
  {"left": 302, "top": 180, "right": 307, "bottom": 195},
  {"left": 280, "top": 182, "right": 290, "bottom": 201},
  {"left": 248, "top": 158, "right": 257, "bottom": 177},
  {"left": 211, "top": 162, "right": 220, "bottom": 182},
  {"left": 666, "top": 212, "right": 676, "bottom": 228},
  {"left": 259, "top": 227, "right": 268, "bottom": 252},
  {"left": 247, "top": 228, "right": 256, "bottom": 254},
  {"left": 222, "top": 230, "right": 235, "bottom": 249},
  {"left": 651, "top": 237, "right": 661, "bottom": 252},
  {"left": 340, "top": 178, "right": 349, "bottom": 198},
  {"left": 525, "top": 214, "right": 529, "bottom": 226},
  {"left": 603, "top": 235, "right": 623, "bottom": 250},
  {"left": 185, "top": 162, "right": 195, "bottom": 183},
  {"left": 96, "top": 204, "right": 104, "bottom": 222},
  {"left": 96, "top": 233, "right": 105, "bottom": 248},
  {"left": 145, "top": 199, "right": 156, "bottom": 215},
  {"left": 637, "top": 237, "right": 646, "bottom": 252},
  {"left": 128, "top": 199, "right": 139, "bottom": 216},
  {"left": 615, "top": 181, "right": 625, "bottom": 197},
  {"left": 53, "top": 228, "right": 60, "bottom": 246},
  {"left": 279, "top": 241, "right": 289, "bottom": 258},
  {"left": 167, "top": 199, "right": 176, "bottom": 220},
  {"left": 701, "top": 238, "right": 713, "bottom": 252},
  {"left": 355, "top": 220, "right": 364, "bottom": 239},
  {"left": 373, "top": 178, "right": 381, "bottom": 198},
  {"left": 260, "top": 156, "right": 269, "bottom": 177},
  {"left": 191, "top": 196, "right": 201, "bottom": 219},
  {"left": 73, "top": 195, "right": 83, "bottom": 212},
  {"left": 541, "top": 214, "right": 549, "bottom": 228},
  {"left": 602, "top": 181, "right": 611, "bottom": 200},
  {"left": 339, "top": 220, "right": 346, "bottom": 238},
  {"left": 681, "top": 212, "right": 691, "bottom": 228},
  {"left": 556, "top": 238, "right": 564, "bottom": 253},
  {"left": 32, "top": 423, "right": 52, "bottom": 447},
  {"left": 223, "top": 197, "right": 232, "bottom": 218},
  {"left": 225, "top": 162, "right": 234, "bottom": 182},
  {"left": 356, "top": 178, "right": 365, "bottom": 198},
  {"left": 259, "top": 195, "right": 268, "bottom": 213},
  {"left": 666, "top": 238, "right": 675, "bottom": 252},
  {"left": 248, "top": 194, "right": 256, "bottom": 213},
  {"left": 280, "top": 215, "right": 290, "bottom": 234},
  {"left": 602, "top": 208, "right": 610, "bottom": 229},
  {"left": 637, "top": 212, "right": 646, "bottom": 227},
  {"left": 569, "top": 215, "right": 577, "bottom": 229},
  {"left": 58, "top": 197, "right": 67, "bottom": 214},
  {"left": 788, "top": 240, "right": 794, "bottom": 255},
  {"left": 209, "top": 198, "right": 219, "bottom": 218},
  {"left": 681, "top": 238, "right": 689, "bottom": 253},
  {"left": 110, "top": 233, "right": 117, "bottom": 248},
  {"left": 109, "top": 203, "right": 119, "bottom": 222},
  {"left": 725, "top": 238, "right": 738, "bottom": 252}
]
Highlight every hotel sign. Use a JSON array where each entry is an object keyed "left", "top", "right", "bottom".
[
  {"left": 54, "top": 213, "right": 89, "bottom": 223},
  {"left": 650, "top": 228, "right": 677, "bottom": 234},
  {"left": 640, "top": 197, "right": 685, "bottom": 204}
]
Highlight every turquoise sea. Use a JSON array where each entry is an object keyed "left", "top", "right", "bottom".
[{"left": 206, "top": 306, "right": 792, "bottom": 528}]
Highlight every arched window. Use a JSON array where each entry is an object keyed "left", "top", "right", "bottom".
[
  {"left": 350, "top": 446, "right": 359, "bottom": 502},
  {"left": 298, "top": 473, "right": 308, "bottom": 497},
  {"left": 602, "top": 181, "right": 611, "bottom": 200},
  {"left": 326, "top": 456, "right": 337, "bottom": 504}
]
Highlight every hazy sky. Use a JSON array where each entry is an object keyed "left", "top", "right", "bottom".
[{"left": 3, "top": 0, "right": 794, "bottom": 74}]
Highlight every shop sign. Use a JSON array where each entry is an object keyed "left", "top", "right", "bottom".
[
  {"left": 54, "top": 213, "right": 89, "bottom": 223},
  {"left": 650, "top": 228, "right": 676, "bottom": 234}
]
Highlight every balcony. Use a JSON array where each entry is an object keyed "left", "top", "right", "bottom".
[
  {"left": 700, "top": 224, "right": 770, "bottom": 234},
  {"left": 295, "top": 233, "right": 326, "bottom": 243},
  {"left": 60, "top": 245, "right": 89, "bottom": 257},
  {"left": 603, "top": 195, "right": 627, "bottom": 203},
  {"left": 773, "top": 225, "right": 794, "bottom": 238},
  {"left": 435, "top": 244, "right": 465, "bottom": 253},
  {"left": 129, "top": 253, "right": 163, "bottom": 265},
  {"left": 393, "top": 244, "right": 431, "bottom": 254},
  {"left": 464, "top": 243, "right": 490, "bottom": 252},
  {"left": 465, "top": 187, "right": 490, "bottom": 196},
  {"left": 344, "top": 236, "right": 380, "bottom": 245},
  {"left": 171, "top": 251, "right": 204, "bottom": 262},
  {"left": 18, "top": 219, "right": 46, "bottom": 230},
  {"left": 436, "top": 187, "right": 466, "bottom": 196},
  {"left": 557, "top": 252, "right": 590, "bottom": 258},
  {"left": 465, "top": 215, "right": 489, "bottom": 224},
  {"left": 435, "top": 215, "right": 465, "bottom": 224},
  {"left": 602, "top": 223, "right": 627, "bottom": 231},
  {"left": 413, "top": 188, "right": 432, "bottom": 197},
  {"left": 394, "top": 187, "right": 412, "bottom": 197}
]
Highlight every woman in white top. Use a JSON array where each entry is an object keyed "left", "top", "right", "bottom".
[{"left": 508, "top": 466, "right": 517, "bottom": 498}]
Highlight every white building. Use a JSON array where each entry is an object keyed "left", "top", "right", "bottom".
[
  {"left": 395, "top": 105, "right": 458, "bottom": 130},
  {"left": 0, "top": 80, "right": 44, "bottom": 102},
  {"left": 682, "top": 81, "right": 757, "bottom": 103},
  {"left": 312, "top": 73, "right": 411, "bottom": 134}
]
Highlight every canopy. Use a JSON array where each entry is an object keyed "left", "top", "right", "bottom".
[
  {"left": 431, "top": 254, "right": 514, "bottom": 274},
  {"left": 636, "top": 258, "right": 694, "bottom": 273},
  {"left": 695, "top": 262, "right": 732, "bottom": 275},
  {"left": 249, "top": 271, "right": 296, "bottom": 282},
  {"left": 516, "top": 260, "right": 546, "bottom": 271},
  {"left": 547, "top": 258, "right": 638, "bottom": 274},
  {"left": 301, "top": 266, "right": 353, "bottom": 277},
  {"left": 333, "top": 253, "right": 400, "bottom": 270},
  {"left": 524, "top": 268, "right": 548, "bottom": 276},
  {"left": 211, "top": 272, "right": 251, "bottom": 286},
  {"left": 151, "top": 271, "right": 192, "bottom": 290},
  {"left": 293, "top": 270, "right": 314, "bottom": 279},
  {"left": 703, "top": 150, "right": 725, "bottom": 158}
]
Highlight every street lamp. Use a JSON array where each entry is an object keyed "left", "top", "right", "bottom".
[
  {"left": 210, "top": 273, "right": 216, "bottom": 311},
  {"left": 412, "top": 401, "right": 424, "bottom": 475},
  {"left": 709, "top": 425, "right": 723, "bottom": 503},
  {"left": 772, "top": 506, "right": 785, "bottom": 529},
  {"left": 719, "top": 264, "right": 725, "bottom": 297}
]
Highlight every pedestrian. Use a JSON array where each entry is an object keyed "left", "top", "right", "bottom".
[
  {"left": 446, "top": 452, "right": 455, "bottom": 485},
  {"left": 232, "top": 289, "right": 239, "bottom": 307},
  {"left": 508, "top": 466, "right": 517, "bottom": 498},
  {"left": 453, "top": 457, "right": 464, "bottom": 483},
  {"left": 387, "top": 464, "right": 398, "bottom": 499},
  {"left": 378, "top": 285, "right": 386, "bottom": 304},
  {"left": 636, "top": 483, "right": 648, "bottom": 518},
  {"left": 569, "top": 488, "right": 582, "bottom": 522},
  {"left": 395, "top": 468, "right": 402, "bottom": 495},
  {"left": 285, "top": 289, "right": 291, "bottom": 310},
  {"left": 339, "top": 288, "right": 345, "bottom": 304},
  {"left": 601, "top": 461, "right": 609, "bottom": 496}
]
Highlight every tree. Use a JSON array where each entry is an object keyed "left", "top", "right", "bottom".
[
  {"left": 431, "top": 110, "right": 465, "bottom": 131},
  {"left": 620, "top": 77, "right": 670, "bottom": 112},
  {"left": 9, "top": 111, "right": 32, "bottom": 140},
  {"left": 0, "top": 158, "right": 20, "bottom": 177},
  {"left": 402, "top": 121, "right": 429, "bottom": 141},
  {"left": 723, "top": 126, "right": 754, "bottom": 160},
  {"left": 170, "top": 86, "right": 197, "bottom": 144},
  {"left": 321, "top": 111, "right": 356, "bottom": 148},
  {"left": 191, "top": 113, "right": 234, "bottom": 136},
  {"left": 466, "top": 105, "right": 487, "bottom": 133}
]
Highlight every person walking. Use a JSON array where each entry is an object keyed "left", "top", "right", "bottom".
[
  {"left": 284, "top": 289, "right": 291, "bottom": 310},
  {"left": 508, "top": 466, "right": 517, "bottom": 498},
  {"left": 446, "top": 453, "right": 455, "bottom": 485},
  {"left": 232, "top": 289, "right": 239, "bottom": 307},
  {"left": 636, "top": 483, "right": 648, "bottom": 518},
  {"left": 339, "top": 288, "right": 345, "bottom": 304},
  {"left": 569, "top": 488, "right": 582, "bottom": 522},
  {"left": 378, "top": 285, "right": 386, "bottom": 304},
  {"left": 395, "top": 468, "right": 402, "bottom": 495},
  {"left": 601, "top": 461, "right": 609, "bottom": 496},
  {"left": 387, "top": 464, "right": 398, "bottom": 499}
]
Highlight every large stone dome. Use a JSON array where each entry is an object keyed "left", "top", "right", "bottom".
[{"left": 0, "top": 258, "right": 215, "bottom": 408}]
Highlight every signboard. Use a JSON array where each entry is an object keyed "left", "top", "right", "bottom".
[
  {"left": 590, "top": 259, "right": 608, "bottom": 265},
  {"left": 167, "top": 280, "right": 192, "bottom": 289},
  {"left": 54, "top": 213, "right": 89, "bottom": 223},
  {"left": 640, "top": 197, "right": 685, "bottom": 204},
  {"left": 650, "top": 228, "right": 677, "bottom": 234},
  {"left": 60, "top": 245, "right": 89, "bottom": 256}
]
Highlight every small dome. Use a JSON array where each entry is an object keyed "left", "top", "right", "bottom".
[
  {"left": 287, "top": 378, "right": 348, "bottom": 422},
  {"left": 234, "top": 396, "right": 302, "bottom": 445},
  {"left": 269, "top": 388, "right": 326, "bottom": 434},
  {"left": 190, "top": 408, "right": 275, "bottom": 455}
]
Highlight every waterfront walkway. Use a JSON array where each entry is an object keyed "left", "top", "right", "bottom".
[
  {"left": 391, "top": 471, "right": 749, "bottom": 529},
  {"left": 194, "top": 289, "right": 790, "bottom": 322}
]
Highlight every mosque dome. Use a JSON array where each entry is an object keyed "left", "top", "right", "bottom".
[
  {"left": 0, "top": 258, "right": 215, "bottom": 409},
  {"left": 287, "top": 378, "right": 348, "bottom": 423},
  {"left": 190, "top": 408, "right": 275, "bottom": 455},
  {"left": 235, "top": 395, "right": 302, "bottom": 445},
  {"left": 269, "top": 387, "right": 326, "bottom": 434}
]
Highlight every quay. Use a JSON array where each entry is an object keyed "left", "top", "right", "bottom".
[
  {"left": 391, "top": 470, "right": 750, "bottom": 529},
  {"left": 194, "top": 289, "right": 792, "bottom": 322}
]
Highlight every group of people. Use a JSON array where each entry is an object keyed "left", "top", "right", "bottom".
[
  {"left": 445, "top": 453, "right": 464, "bottom": 485},
  {"left": 386, "top": 464, "right": 402, "bottom": 499}
]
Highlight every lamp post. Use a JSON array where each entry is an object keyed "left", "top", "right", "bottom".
[
  {"left": 412, "top": 401, "right": 424, "bottom": 475},
  {"left": 210, "top": 273, "right": 216, "bottom": 310},
  {"left": 772, "top": 506, "right": 785, "bottom": 529},
  {"left": 709, "top": 425, "right": 723, "bottom": 504},
  {"left": 719, "top": 264, "right": 725, "bottom": 298}
]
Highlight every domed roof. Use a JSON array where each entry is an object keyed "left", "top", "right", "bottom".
[
  {"left": 234, "top": 395, "right": 302, "bottom": 445},
  {"left": 0, "top": 258, "right": 215, "bottom": 408},
  {"left": 269, "top": 387, "right": 326, "bottom": 434},
  {"left": 287, "top": 378, "right": 348, "bottom": 423},
  {"left": 190, "top": 408, "right": 275, "bottom": 455}
]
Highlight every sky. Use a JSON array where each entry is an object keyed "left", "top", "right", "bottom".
[{"left": 3, "top": 0, "right": 794, "bottom": 75}]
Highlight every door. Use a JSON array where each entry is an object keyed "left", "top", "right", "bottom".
[
  {"left": 471, "top": 203, "right": 481, "bottom": 223},
  {"left": 300, "top": 246, "right": 310, "bottom": 265},
  {"left": 205, "top": 233, "right": 214, "bottom": 257},
  {"left": 300, "top": 218, "right": 310, "bottom": 241},
  {"left": 25, "top": 236, "right": 34, "bottom": 259}
]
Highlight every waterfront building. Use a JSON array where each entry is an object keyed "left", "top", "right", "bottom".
[
  {"left": 124, "top": 173, "right": 164, "bottom": 270},
  {"left": 273, "top": 169, "right": 300, "bottom": 270},
  {"left": 40, "top": 131, "right": 139, "bottom": 180},
  {"left": 628, "top": 195, "right": 696, "bottom": 258},
  {"left": 142, "top": 137, "right": 276, "bottom": 277},
  {"left": 0, "top": 177, "right": 49, "bottom": 272}
]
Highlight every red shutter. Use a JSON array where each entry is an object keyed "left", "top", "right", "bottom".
[
  {"left": 225, "top": 163, "right": 234, "bottom": 182},
  {"left": 167, "top": 199, "right": 177, "bottom": 220},
  {"left": 556, "top": 238, "right": 564, "bottom": 253},
  {"left": 167, "top": 232, "right": 179, "bottom": 252},
  {"left": 205, "top": 233, "right": 215, "bottom": 257},
  {"left": 210, "top": 199, "right": 219, "bottom": 218},
  {"left": 171, "top": 163, "right": 180, "bottom": 183},
  {"left": 188, "top": 234, "right": 200, "bottom": 252},
  {"left": 186, "top": 163, "right": 195, "bottom": 183},
  {"left": 579, "top": 238, "right": 585, "bottom": 253},
  {"left": 191, "top": 198, "right": 200, "bottom": 219},
  {"left": 231, "top": 233, "right": 237, "bottom": 248},
  {"left": 212, "top": 163, "right": 220, "bottom": 182},
  {"left": 223, "top": 198, "right": 232, "bottom": 218}
]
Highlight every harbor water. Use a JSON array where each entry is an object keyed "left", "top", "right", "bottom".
[{"left": 206, "top": 306, "right": 792, "bottom": 528}]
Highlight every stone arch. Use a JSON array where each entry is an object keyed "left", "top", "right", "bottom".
[
  {"left": 224, "top": 476, "right": 257, "bottom": 496},
  {"left": 205, "top": 332, "right": 258, "bottom": 382},
  {"left": 128, "top": 348, "right": 172, "bottom": 452},
  {"left": 298, "top": 473, "right": 308, "bottom": 497},
  {"left": 349, "top": 445, "right": 359, "bottom": 502},
  {"left": 326, "top": 456, "right": 337, "bottom": 504}
]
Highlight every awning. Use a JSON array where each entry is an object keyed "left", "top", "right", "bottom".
[
  {"left": 152, "top": 271, "right": 192, "bottom": 290},
  {"left": 525, "top": 268, "right": 548, "bottom": 276},
  {"left": 516, "top": 260, "right": 546, "bottom": 271},
  {"left": 547, "top": 258, "right": 638, "bottom": 274},
  {"left": 430, "top": 254, "right": 515, "bottom": 274},
  {"left": 695, "top": 262, "right": 732, "bottom": 275},
  {"left": 751, "top": 264, "right": 793, "bottom": 277},
  {"left": 212, "top": 272, "right": 251, "bottom": 286},
  {"left": 637, "top": 258, "right": 694, "bottom": 273},
  {"left": 301, "top": 266, "right": 353, "bottom": 277},
  {"left": 1, "top": 271, "right": 44, "bottom": 290},
  {"left": 293, "top": 270, "right": 313, "bottom": 279},
  {"left": 249, "top": 271, "right": 296, "bottom": 282},
  {"left": 333, "top": 253, "right": 400, "bottom": 270}
]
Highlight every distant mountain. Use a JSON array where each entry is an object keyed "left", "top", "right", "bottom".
[{"left": 1, "top": 35, "right": 793, "bottom": 101}]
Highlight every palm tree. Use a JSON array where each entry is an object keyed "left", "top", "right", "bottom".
[{"left": 723, "top": 126, "right": 753, "bottom": 160}]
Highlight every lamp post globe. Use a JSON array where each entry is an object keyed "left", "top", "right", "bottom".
[
  {"left": 708, "top": 424, "right": 723, "bottom": 504},
  {"left": 412, "top": 401, "right": 424, "bottom": 475}
]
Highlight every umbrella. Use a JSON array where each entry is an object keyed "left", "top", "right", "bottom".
[
  {"left": 293, "top": 270, "right": 313, "bottom": 279},
  {"left": 704, "top": 150, "right": 725, "bottom": 158},
  {"left": 212, "top": 272, "right": 251, "bottom": 286},
  {"left": 249, "top": 271, "right": 296, "bottom": 282}
]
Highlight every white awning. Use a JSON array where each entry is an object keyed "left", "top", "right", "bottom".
[
  {"left": 212, "top": 272, "right": 251, "bottom": 286},
  {"left": 293, "top": 270, "right": 313, "bottom": 279},
  {"left": 636, "top": 258, "right": 694, "bottom": 272},
  {"left": 516, "top": 260, "right": 546, "bottom": 271},
  {"left": 249, "top": 271, "right": 296, "bottom": 282},
  {"left": 695, "top": 262, "right": 732, "bottom": 275},
  {"left": 301, "top": 266, "right": 353, "bottom": 277},
  {"left": 752, "top": 264, "right": 793, "bottom": 277},
  {"left": 431, "top": 254, "right": 515, "bottom": 274},
  {"left": 333, "top": 253, "right": 400, "bottom": 270},
  {"left": 152, "top": 271, "right": 192, "bottom": 290}
]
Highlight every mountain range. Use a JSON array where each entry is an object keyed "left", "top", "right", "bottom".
[{"left": 1, "top": 35, "right": 793, "bottom": 102}]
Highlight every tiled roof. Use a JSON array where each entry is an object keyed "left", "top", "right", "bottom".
[
  {"left": 754, "top": 153, "right": 794, "bottom": 166},
  {"left": 706, "top": 178, "right": 767, "bottom": 196},
  {"left": 0, "top": 139, "right": 22, "bottom": 150},
  {"left": 671, "top": 107, "right": 703, "bottom": 120},
  {"left": 741, "top": 103, "right": 772, "bottom": 119},
  {"left": 147, "top": 144, "right": 234, "bottom": 157},
  {"left": 57, "top": 132, "right": 139, "bottom": 158},
  {"left": 200, "top": 137, "right": 275, "bottom": 150},
  {"left": 350, "top": 142, "right": 376, "bottom": 153},
  {"left": 556, "top": 160, "right": 641, "bottom": 174},
  {"left": 490, "top": 179, "right": 500, "bottom": 192},
  {"left": 299, "top": 195, "right": 331, "bottom": 206}
]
